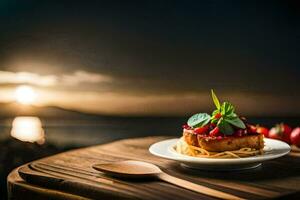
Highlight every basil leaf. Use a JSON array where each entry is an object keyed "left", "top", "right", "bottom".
[
  {"left": 221, "top": 102, "right": 234, "bottom": 115},
  {"left": 187, "top": 113, "right": 211, "bottom": 128},
  {"left": 211, "top": 89, "right": 220, "bottom": 110},
  {"left": 225, "top": 117, "right": 246, "bottom": 129},
  {"left": 226, "top": 112, "right": 237, "bottom": 119},
  {"left": 217, "top": 119, "right": 234, "bottom": 135}
]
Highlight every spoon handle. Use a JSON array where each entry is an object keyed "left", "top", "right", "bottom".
[{"left": 157, "top": 173, "right": 244, "bottom": 200}]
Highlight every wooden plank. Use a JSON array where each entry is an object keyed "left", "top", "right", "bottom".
[{"left": 8, "top": 136, "right": 300, "bottom": 200}]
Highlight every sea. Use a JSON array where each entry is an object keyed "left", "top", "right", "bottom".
[
  {"left": 1, "top": 115, "right": 299, "bottom": 148},
  {"left": 0, "top": 116, "right": 187, "bottom": 148}
]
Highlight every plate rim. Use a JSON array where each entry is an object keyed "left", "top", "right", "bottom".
[{"left": 149, "top": 138, "right": 291, "bottom": 165}]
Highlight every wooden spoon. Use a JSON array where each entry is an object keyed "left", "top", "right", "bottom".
[{"left": 93, "top": 160, "right": 244, "bottom": 200}]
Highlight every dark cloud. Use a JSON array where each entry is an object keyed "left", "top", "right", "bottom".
[{"left": 0, "top": 1, "right": 299, "bottom": 97}]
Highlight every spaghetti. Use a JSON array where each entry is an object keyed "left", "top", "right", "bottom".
[{"left": 176, "top": 137, "right": 263, "bottom": 159}]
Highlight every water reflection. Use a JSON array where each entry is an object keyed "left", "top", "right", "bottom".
[{"left": 11, "top": 117, "right": 45, "bottom": 144}]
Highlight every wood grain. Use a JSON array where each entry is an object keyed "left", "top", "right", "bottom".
[
  {"left": 158, "top": 173, "right": 244, "bottom": 200},
  {"left": 7, "top": 136, "right": 300, "bottom": 200}
]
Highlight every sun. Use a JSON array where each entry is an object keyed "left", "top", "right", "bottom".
[{"left": 15, "top": 85, "right": 37, "bottom": 105}]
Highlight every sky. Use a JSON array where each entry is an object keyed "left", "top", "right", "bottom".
[{"left": 0, "top": 0, "right": 299, "bottom": 116}]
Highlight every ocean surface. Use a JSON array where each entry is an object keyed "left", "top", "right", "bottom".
[
  {"left": 1, "top": 116, "right": 299, "bottom": 148},
  {"left": 0, "top": 117, "right": 187, "bottom": 148}
]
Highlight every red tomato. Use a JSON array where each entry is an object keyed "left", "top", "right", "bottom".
[
  {"left": 214, "top": 113, "right": 222, "bottom": 119},
  {"left": 269, "top": 123, "right": 292, "bottom": 144},
  {"left": 194, "top": 125, "right": 209, "bottom": 134},
  {"left": 282, "top": 124, "right": 292, "bottom": 143},
  {"left": 268, "top": 127, "right": 282, "bottom": 140},
  {"left": 248, "top": 125, "right": 257, "bottom": 134},
  {"left": 209, "top": 127, "right": 220, "bottom": 137},
  {"left": 256, "top": 126, "right": 269, "bottom": 137},
  {"left": 283, "top": 124, "right": 292, "bottom": 133},
  {"left": 290, "top": 127, "right": 300, "bottom": 147}
]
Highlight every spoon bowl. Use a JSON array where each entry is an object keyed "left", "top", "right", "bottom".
[{"left": 93, "top": 160, "right": 162, "bottom": 178}]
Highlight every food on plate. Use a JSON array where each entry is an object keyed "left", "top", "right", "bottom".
[
  {"left": 290, "top": 127, "right": 300, "bottom": 147},
  {"left": 176, "top": 90, "right": 264, "bottom": 159},
  {"left": 269, "top": 123, "right": 292, "bottom": 144}
]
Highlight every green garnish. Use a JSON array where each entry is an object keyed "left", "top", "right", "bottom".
[
  {"left": 211, "top": 89, "right": 221, "bottom": 110},
  {"left": 211, "top": 90, "right": 245, "bottom": 135},
  {"left": 217, "top": 118, "right": 234, "bottom": 134},
  {"left": 187, "top": 113, "right": 211, "bottom": 128},
  {"left": 187, "top": 90, "right": 246, "bottom": 135}
]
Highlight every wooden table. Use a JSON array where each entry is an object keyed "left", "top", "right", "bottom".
[{"left": 7, "top": 137, "right": 300, "bottom": 199}]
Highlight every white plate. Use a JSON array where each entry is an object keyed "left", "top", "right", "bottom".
[{"left": 149, "top": 138, "right": 291, "bottom": 171}]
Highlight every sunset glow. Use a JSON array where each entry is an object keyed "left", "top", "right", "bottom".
[{"left": 15, "top": 85, "right": 37, "bottom": 105}]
